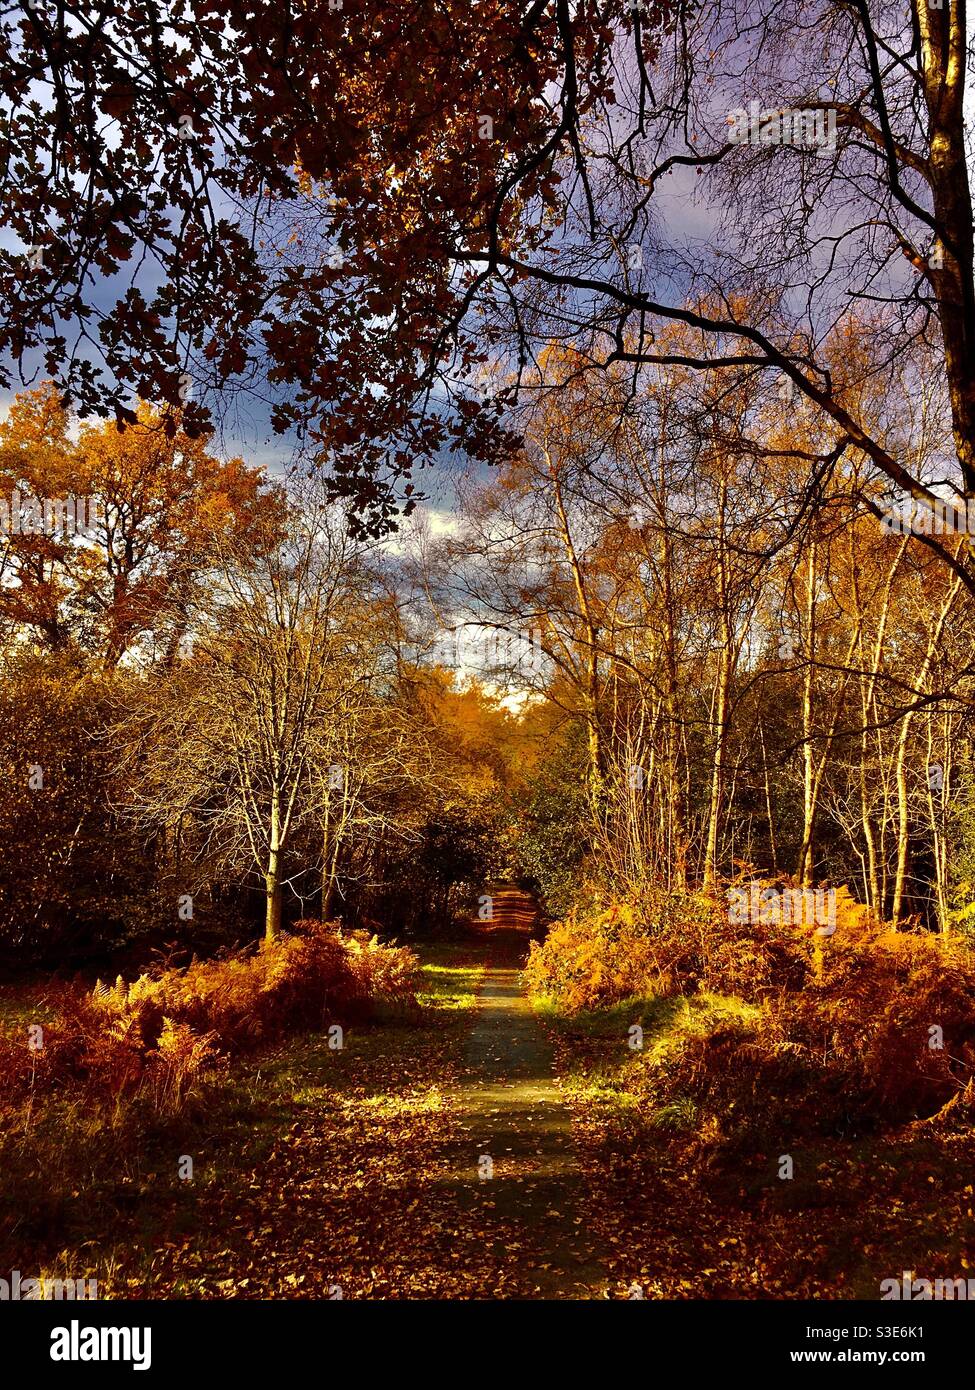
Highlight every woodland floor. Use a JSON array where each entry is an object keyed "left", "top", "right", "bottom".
[{"left": 1, "top": 890, "right": 972, "bottom": 1299}]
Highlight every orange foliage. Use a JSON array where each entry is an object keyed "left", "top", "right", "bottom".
[
  {"left": 525, "top": 884, "right": 813, "bottom": 1010},
  {"left": 0, "top": 383, "right": 281, "bottom": 663},
  {"left": 0, "top": 921, "right": 419, "bottom": 1116},
  {"left": 525, "top": 898, "right": 676, "bottom": 1010},
  {"left": 528, "top": 884, "right": 975, "bottom": 1134}
]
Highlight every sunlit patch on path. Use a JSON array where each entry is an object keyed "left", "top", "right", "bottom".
[{"left": 442, "top": 890, "right": 609, "bottom": 1298}]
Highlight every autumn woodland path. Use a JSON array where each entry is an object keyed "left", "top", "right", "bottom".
[
  {"left": 450, "top": 889, "right": 608, "bottom": 1297},
  {"left": 10, "top": 886, "right": 971, "bottom": 1301},
  {"left": 63, "top": 887, "right": 620, "bottom": 1300}
]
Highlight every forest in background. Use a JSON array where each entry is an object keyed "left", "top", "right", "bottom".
[
  {"left": 3, "top": 340, "right": 975, "bottom": 1298},
  {"left": 2, "top": 322, "right": 974, "bottom": 968}
]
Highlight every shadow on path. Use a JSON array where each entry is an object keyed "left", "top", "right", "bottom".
[{"left": 441, "top": 892, "right": 609, "bottom": 1298}]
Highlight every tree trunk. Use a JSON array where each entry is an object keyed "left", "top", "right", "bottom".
[
  {"left": 265, "top": 795, "right": 283, "bottom": 942},
  {"left": 704, "top": 480, "right": 731, "bottom": 892},
  {"left": 759, "top": 720, "right": 778, "bottom": 873},
  {"left": 660, "top": 502, "right": 688, "bottom": 890},
  {"left": 265, "top": 863, "right": 282, "bottom": 941},
  {"left": 549, "top": 452, "right": 603, "bottom": 806},
  {"left": 798, "top": 539, "right": 818, "bottom": 887},
  {"left": 891, "top": 572, "right": 962, "bottom": 921},
  {"left": 321, "top": 798, "right": 334, "bottom": 920},
  {"left": 918, "top": 0, "right": 975, "bottom": 494}
]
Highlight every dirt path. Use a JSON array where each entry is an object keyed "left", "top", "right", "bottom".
[
  {"left": 28, "top": 892, "right": 615, "bottom": 1299},
  {"left": 445, "top": 889, "right": 609, "bottom": 1298}
]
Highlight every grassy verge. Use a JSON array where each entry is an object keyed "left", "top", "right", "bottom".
[
  {"left": 537, "top": 988, "right": 975, "bottom": 1298},
  {"left": 0, "top": 943, "right": 486, "bottom": 1297},
  {"left": 414, "top": 940, "right": 486, "bottom": 1011}
]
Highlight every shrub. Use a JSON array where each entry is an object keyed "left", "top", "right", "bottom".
[
  {"left": 0, "top": 920, "right": 420, "bottom": 1117},
  {"left": 341, "top": 928, "right": 423, "bottom": 1003},
  {"left": 142, "top": 1018, "right": 222, "bottom": 1116},
  {"left": 88, "top": 919, "right": 418, "bottom": 1050},
  {"left": 627, "top": 995, "right": 840, "bottom": 1149},
  {"left": 778, "top": 925, "right": 975, "bottom": 1123},
  {"left": 524, "top": 885, "right": 811, "bottom": 1010},
  {"left": 622, "top": 925, "right": 975, "bottom": 1146},
  {"left": 525, "top": 899, "right": 667, "bottom": 1010},
  {"left": 528, "top": 882, "right": 975, "bottom": 1141}
]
